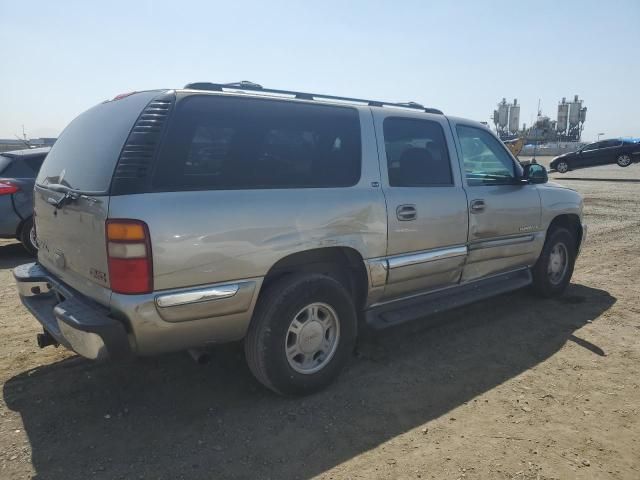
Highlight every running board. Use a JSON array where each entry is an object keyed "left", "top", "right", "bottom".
[{"left": 365, "top": 269, "right": 532, "bottom": 330}]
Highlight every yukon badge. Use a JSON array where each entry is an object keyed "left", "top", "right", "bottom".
[{"left": 519, "top": 224, "right": 539, "bottom": 232}]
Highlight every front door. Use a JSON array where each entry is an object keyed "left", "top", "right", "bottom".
[
  {"left": 374, "top": 111, "right": 469, "bottom": 301},
  {"left": 453, "top": 122, "right": 543, "bottom": 282}
]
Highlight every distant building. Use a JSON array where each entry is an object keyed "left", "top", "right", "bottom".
[{"left": 0, "top": 137, "right": 56, "bottom": 153}]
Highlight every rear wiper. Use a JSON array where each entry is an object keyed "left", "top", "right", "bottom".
[
  {"left": 43, "top": 183, "right": 101, "bottom": 209},
  {"left": 47, "top": 190, "right": 79, "bottom": 209}
]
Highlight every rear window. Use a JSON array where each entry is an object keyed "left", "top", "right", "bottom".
[
  {"left": 24, "top": 154, "right": 46, "bottom": 172},
  {"left": 1, "top": 158, "right": 36, "bottom": 178},
  {"left": 152, "top": 95, "right": 361, "bottom": 190},
  {"left": 0, "top": 155, "right": 11, "bottom": 175},
  {"left": 36, "top": 91, "right": 160, "bottom": 192}
]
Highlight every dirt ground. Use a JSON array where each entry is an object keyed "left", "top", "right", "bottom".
[{"left": 1, "top": 158, "right": 639, "bottom": 480}]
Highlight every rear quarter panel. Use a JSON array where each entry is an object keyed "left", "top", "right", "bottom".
[{"left": 108, "top": 108, "right": 387, "bottom": 291}]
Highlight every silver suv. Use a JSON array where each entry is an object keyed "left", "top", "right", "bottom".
[{"left": 14, "top": 82, "right": 586, "bottom": 395}]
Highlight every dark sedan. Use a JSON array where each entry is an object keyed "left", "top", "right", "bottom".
[
  {"left": 0, "top": 147, "right": 50, "bottom": 254},
  {"left": 550, "top": 138, "right": 640, "bottom": 173}
]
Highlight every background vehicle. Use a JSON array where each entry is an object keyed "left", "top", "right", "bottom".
[
  {"left": 550, "top": 138, "right": 640, "bottom": 173},
  {"left": 14, "top": 83, "right": 585, "bottom": 395},
  {"left": 0, "top": 147, "right": 50, "bottom": 254}
]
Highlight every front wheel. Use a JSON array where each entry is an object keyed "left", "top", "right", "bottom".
[
  {"left": 244, "top": 273, "right": 357, "bottom": 395},
  {"left": 532, "top": 227, "right": 576, "bottom": 297},
  {"left": 616, "top": 154, "right": 632, "bottom": 167},
  {"left": 555, "top": 160, "right": 570, "bottom": 174}
]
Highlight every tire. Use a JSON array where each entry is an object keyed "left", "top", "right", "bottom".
[
  {"left": 532, "top": 227, "right": 576, "bottom": 297},
  {"left": 18, "top": 217, "right": 38, "bottom": 256},
  {"left": 616, "top": 154, "right": 632, "bottom": 167},
  {"left": 555, "top": 160, "right": 570, "bottom": 174},
  {"left": 245, "top": 273, "right": 357, "bottom": 395}
]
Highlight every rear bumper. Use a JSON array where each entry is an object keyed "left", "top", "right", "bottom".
[
  {"left": 13, "top": 263, "right": 131, "bottom": 360},
  {"left": 14, "top": 262, "right": 262, "bottom": 357}
]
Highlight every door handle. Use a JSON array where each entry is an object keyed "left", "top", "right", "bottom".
[
  {"left": 470, "top": 199, "right": 486, "bottom": 213},
  {"left": 396, "top": 204, "right": 417, "bottom": 221}
]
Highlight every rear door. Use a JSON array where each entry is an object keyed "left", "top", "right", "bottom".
[
  {"left": 452, "top": 121, "right": 543, "bottom": 282},
  {"left": 34, "top": 90, "right": 164, "bottom": 305},
  {"left": 577, "top": 142, "right": 602, "bottom": 167},
  {"left": 374, "top": 111, "right": 469, "bottom": 301},
  {"left": 598, "top": 139, "right": 623, "bottom": 165}
]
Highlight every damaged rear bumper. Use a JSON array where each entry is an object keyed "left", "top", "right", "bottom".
[{"left": 13, "top": 262, "right": 131, "bottom": 361}]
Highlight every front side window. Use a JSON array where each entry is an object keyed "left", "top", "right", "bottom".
[
  {"left": 456, "top": 125, "right": 520, "bottom": 186},
  {"left": 153, "top": 95, "right": 361, "bottom": 190},
  {"left": 383, "top": 117, "right": 452, "bottom": 187},
  {"left": 583, "top": 142, "right": 601, "bottom": 151}
]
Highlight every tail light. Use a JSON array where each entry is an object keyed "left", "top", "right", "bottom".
[
  {"left": 106, "top": 219, "right": 153, "bottom": 294},
  {"left": 0, "top": 180, "right": 19, "bottom": 195}
]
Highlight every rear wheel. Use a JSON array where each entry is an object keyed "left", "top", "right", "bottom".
[
  {"left": 555, "top": 160, "right": 570, "bottom": 173},
  {"left": 532, "top": 227, "right": 576, "bottom": 297},
  {"left": 245, "top": 273, "right": 357, "bottom": 395},
  {"left": 616, "top": 154, "right": 632, "bottom": 167},
  {"left": 18, "top": 217, "right": 37, "bottom": 256}
]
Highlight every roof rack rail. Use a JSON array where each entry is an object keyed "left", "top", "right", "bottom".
[{"left": 182, "top": 81, "right": 443, "bottom": 115}]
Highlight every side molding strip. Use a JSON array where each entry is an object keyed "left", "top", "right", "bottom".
[
  {"left": 387, "top": 245, "right": 468, "bottom": 270},
  {"left": 156, "top": 284, "right": 240, "bottom": 308},
  {"left": 469, "top": 234, "right": 536, "bottom": 250}
]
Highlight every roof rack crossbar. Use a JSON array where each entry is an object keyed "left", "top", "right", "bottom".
[{"left": 182, "top": 81, "right": 443, "bottom": 114}]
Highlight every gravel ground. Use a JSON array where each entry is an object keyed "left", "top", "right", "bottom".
[{"left": 1, "top": 159, "right": 639, "bottom": 480}]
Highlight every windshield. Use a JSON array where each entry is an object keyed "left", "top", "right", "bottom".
[{"left": 36, "top": 91, "right": 160, "bottom": 193}]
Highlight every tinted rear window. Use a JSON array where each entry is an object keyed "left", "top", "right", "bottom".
[
  {"left": 0, "top": 155, "right": 11, "bottom": 175},
  {"left": 1, "top": 158, "right": 36, "bottom": 178},
  {"left": 36, "top": 91, "right": 160, "bottom": 192},
  {"left": 152, "top": 95, "right": 361, "bottom": 190}
]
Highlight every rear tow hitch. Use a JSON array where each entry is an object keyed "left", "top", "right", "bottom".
[{"left": 36, "top": 331, "right": 59, "bottom": 349}]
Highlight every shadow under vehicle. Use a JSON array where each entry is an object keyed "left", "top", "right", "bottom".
[{"left": 4, "top": 283, "right": 614, "bottom": 480}]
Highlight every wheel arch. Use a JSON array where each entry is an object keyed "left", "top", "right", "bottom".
[
  {"left": 547, "top": 214, "right": 583, "bottom": 250},
  {"left": 260, "top": 246, "right": 369, "bottom": 310}
]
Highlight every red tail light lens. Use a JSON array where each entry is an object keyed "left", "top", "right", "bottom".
[
  {"left": 0, "top": 180, "right": 19, "bottom": 195},
  {"left": 106, "top": 219, "right": 153, "bottom": 294}
]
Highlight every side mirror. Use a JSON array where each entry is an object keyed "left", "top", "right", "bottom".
[{"left": 523, "top": 163, "right": 548, "bottom": 184}]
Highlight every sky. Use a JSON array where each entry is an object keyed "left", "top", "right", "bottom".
[{"left": 1, "top": 0, "right": 638, "bottom": 142}]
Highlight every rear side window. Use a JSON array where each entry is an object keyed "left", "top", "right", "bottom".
[
  {"left": 383, "top": 117, "right": 452, "bottom": 186},
  {"left": 36, "top": 91, "right": 160, "bottom": 192},
  {"left": 600, "top": 139, "right": 622, "bottom": 148},
  {"left": 152, "top": 95, "right": 361, "bottom": 190}
]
